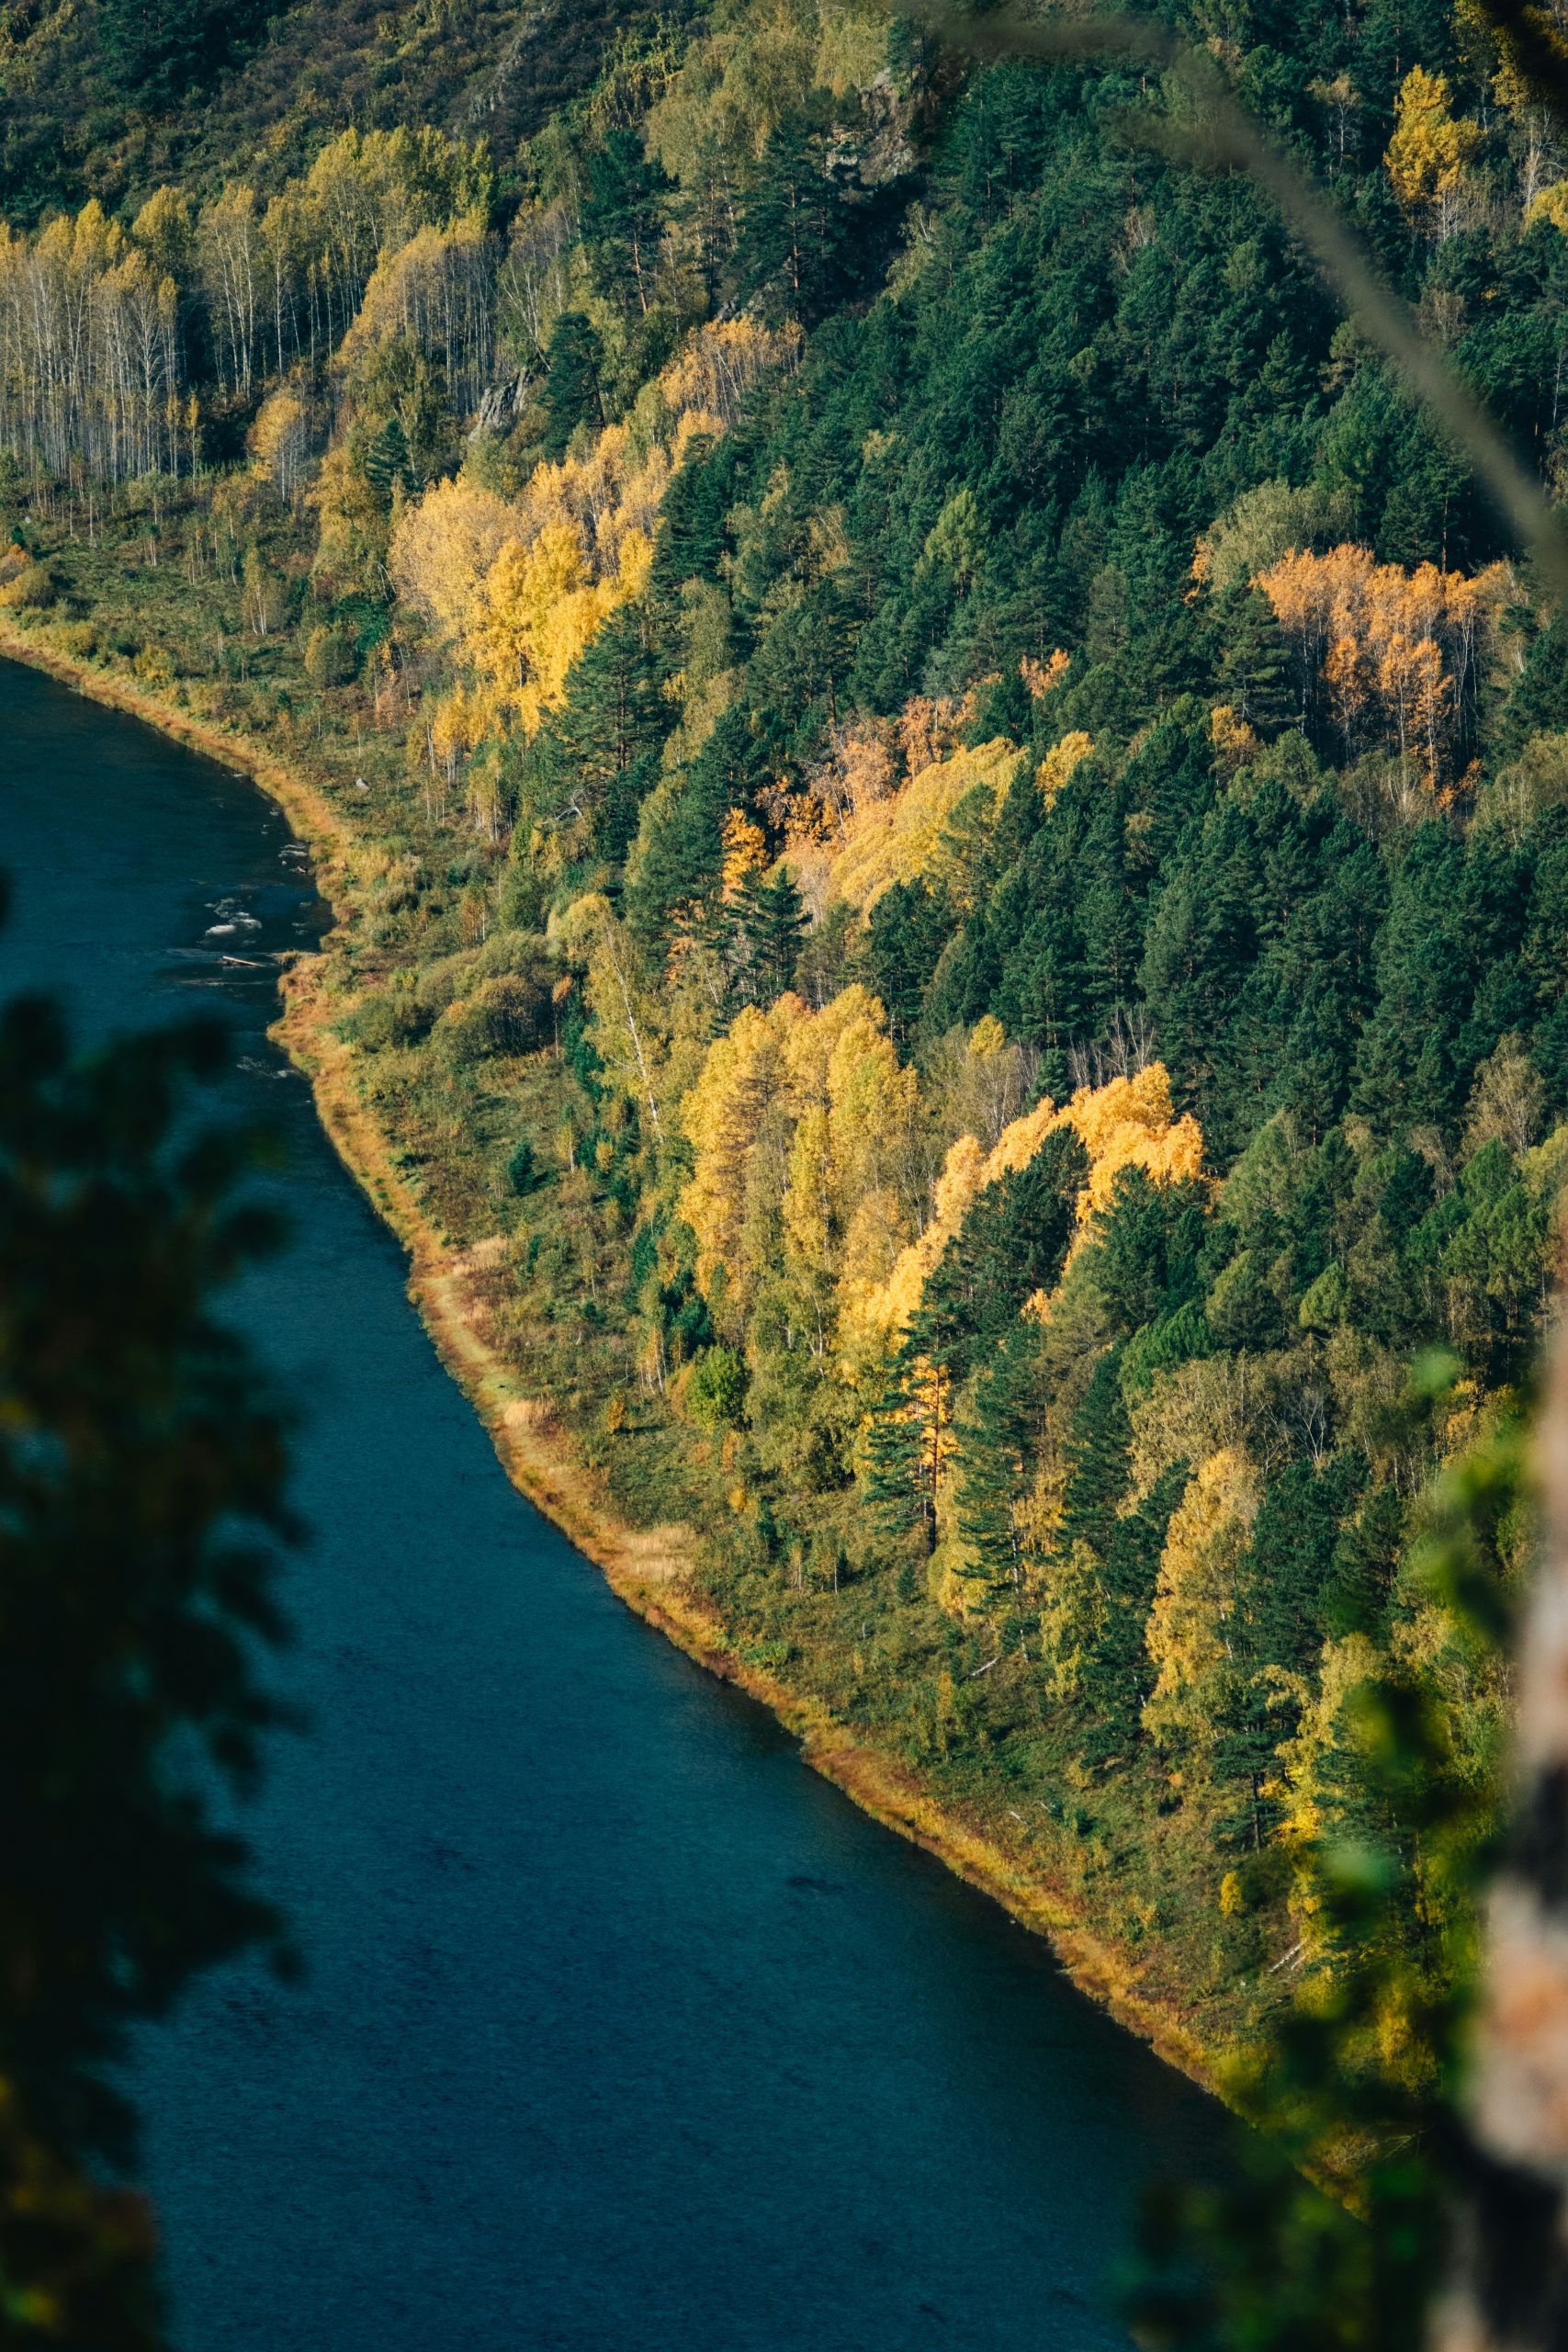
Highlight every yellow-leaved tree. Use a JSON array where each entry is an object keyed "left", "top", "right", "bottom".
[
  {"left": 1385, "top": 65, "right": 1482, "bottom": 238},
  {"left": 841, "top": 1061, "right": 1204, "bottom": 1370},
  {"left": 677, "top": 985, "right": 919, "bottom": 1329},
  {"left": 1143, "top": 1447, "right": 1263, "bottom": 1760},
  {"left": 1254, "top": 543, "right": 1510, "bottom": 785}
]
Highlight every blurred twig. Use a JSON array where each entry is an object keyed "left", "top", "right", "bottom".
[
  {"left": 884, "top": 0, "right": 1568, "bottom": 603},
  {"left": 1468, "top": 0, "right": 1568, "bottom": 130}
]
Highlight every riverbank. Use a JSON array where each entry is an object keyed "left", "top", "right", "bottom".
[{"left": 0, "top": 608, "right": 1227, "bottom": 2100}]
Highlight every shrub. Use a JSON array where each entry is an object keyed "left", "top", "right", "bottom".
[
  {"left": 688, "top": 1345, "right": 749, "bottom": 1430},
  {"left": 437, "top": 971, "right": 551, "bottom": 1064},
  {"left": 340, "top": 991, "right": 430, "bottom": 1052},
  {"left": 55, "top": 622, "right": 97, "bottom": 659},
  {"left": 8, "top": 560, "right": 54, "bottom": 609},
  {"left": 132, "top": 644, "right": 175, "bottom": 686},
  {"left": 303, "top": 623, "right": 354, "bottom": 687}
]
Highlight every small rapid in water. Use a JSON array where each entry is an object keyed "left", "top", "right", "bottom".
[{"left": 0, "top": 655, "right": 1229, "bottom": 2351}]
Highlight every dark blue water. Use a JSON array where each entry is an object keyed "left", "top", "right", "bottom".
[{"left": 0, "top": 655, "right": 1228, "bottom": 2351}]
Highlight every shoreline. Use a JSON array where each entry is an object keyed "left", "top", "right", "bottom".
[{"left": 0, "top": 617, "right": 1226, "bottom": 2104}]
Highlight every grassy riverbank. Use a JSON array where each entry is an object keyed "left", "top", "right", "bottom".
[{"left": 0, "top": 603, "right": 1224, "bottom": 2092}]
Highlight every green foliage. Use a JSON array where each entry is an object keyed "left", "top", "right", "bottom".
[
  {"left": 687, "top": 1342, "right": 747, "bottom": 1431},
  {"left": 507, "top": 1136, "right": 542, "bottom": 1194},
  {"left": 1134, "top": 1382, "right": 1530, "bottom": 2352},
  {"left": 0, "top": 951, "right": 292, "bottom": 2346},
  {"left": 302, "top": 622, "right": 355, "bottom": 687},
  {"left": 539, "top": 312, "right": 604, "bottom": 463}
]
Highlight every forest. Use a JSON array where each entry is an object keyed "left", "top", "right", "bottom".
[{"left": 3, "top": 0, "right": 1568, "bottom": 2333}]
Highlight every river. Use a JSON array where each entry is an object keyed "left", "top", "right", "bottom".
[{"left": 0, "top": 654, "right": 1229, "bottom": 2351}]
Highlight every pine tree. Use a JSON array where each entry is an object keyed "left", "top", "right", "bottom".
[
  {"left": 735, "top": 108, "right": 858, "bottom": 325},
  {"left": 863, "top": 1337, "right": 945, "bottom": 1549},
  {"left": 954, "top": 1313, "right": 1046, "bottom": 1586},
  {"left": 540, "top": 311, "right": 604, "bottom": 463},
  {"left": 921, "top": 1126, "right": 1088, "bottom": 1385},
  {"left": 581, "top": 126, "right": 671, "bottom": 321}
]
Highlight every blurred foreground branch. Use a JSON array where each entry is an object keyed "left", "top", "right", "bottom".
[{"left": 0, "top": 907, "right": 295, "bottom": 2350}]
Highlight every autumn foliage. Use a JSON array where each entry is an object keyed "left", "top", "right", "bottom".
[{"left": 1254, "top": 542, "right": 1510, "bottom": 786}]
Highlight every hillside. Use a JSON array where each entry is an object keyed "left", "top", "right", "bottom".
[{"left": 0, "top": 0, "right": 1563, "bottom": 2272}]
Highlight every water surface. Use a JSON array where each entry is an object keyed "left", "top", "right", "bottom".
[{"left": 0, "top": 656, "right": 1228, "bottom": 2351}]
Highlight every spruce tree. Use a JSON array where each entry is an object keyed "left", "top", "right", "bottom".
[
  {"left": 921, "top": 1126, "right": 1088, "bottom": 1385},
  {"left": 1056, "top": 1347, "right": 1133, "bottom": 1566},
  {"left": 863, "top": 1336, "right": 944, "bottom": 1549},
  {"left": 862, "top": 880, "right": 953, "bottom": 1044},
  {"left": 540, "top": 312, "right": 604, "bottom": 463},
  {"left": 1214, "top": 582, "right": 1295, "bottom": 734},
  {"left": 954, "top": 1313, "right": 1046, "bottom": 1587}
]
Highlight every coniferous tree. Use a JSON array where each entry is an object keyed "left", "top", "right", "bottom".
[
  {"left": 581, "top": 127, "right": 671, "bottom": 320},
  {"left": 735, "top": 107, "right": 859, "bottom": 325},
  {"left": 863, "top": 1331, "right": 949, "bottom": 1551},
  {"left": 540, "top": 312, "right": 604, "bottom": 462},
  {"left": 1056, "top": 1347, "right": 1133, "bottom": 1566},
  {"left": 921, "top": 1127, "right": 1088, "bottom": 1385},
  {"left": 1214, "top": 582, "right": 1295, "bottom": 734},
  {"left": 861, "top": 880, "right": 953, "bottom": 1044},
  {"left": 1077, "top": 1462, "right": 1190, "bottom": 1770},
  {"left": 1213, "top": 1453, "right": 1367, "bottom": 1847},
  {"left": 953, "top": 1311, "right": 1050, "bottom": 1588}
]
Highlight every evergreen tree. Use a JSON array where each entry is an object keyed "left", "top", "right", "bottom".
[
  {"left": 1093, "top": 1168, "right": 1206, "bottom": 1336},
  {"left": 1214, "top": 582, "right": 1295, "bottom": 734},
  {"left": 1056, "top": 1346, "right": 1132, "bottom": 1566},
  {"left": 1077, "top": 1462, "right": 1189, "bottom": 1770},
  {"left": 744, "top": 866, "right": 807, "bottom": 1003},
  {"left": 921, "top": 1126, "right": 1088, "bottom": 1385},
  {"left": 540, "top": 312, "right": 604, "bottom": 463},
  {"left": 735, "top": 107, "right": 860, "bottom": 325},
  {"left": 581, "top": 126, "right": 671, "bottom": 320},
  {"left": 1213, "top": 1453, "right": 1367, "bottom": 1847},
  {"left": 863, "top": 1340, "right": 944, "bottom": 1549},
  {"left": 862, "top": 879, "right": 953, "bottom": 1044},
  {"left": 954, "top": 1312, "right": 1047, "bottom": 1586}
]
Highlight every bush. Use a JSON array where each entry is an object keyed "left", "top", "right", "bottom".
[
  {"left": 55, "top": 622, "right": 98, "bottom": 659},
  {"left": 303, "top": 622, "right": 354, "bottom": 688},
  {"left": 688, "top": 1345, "right": 749, "bottom": 1430},
  {"left": 8, "top": 560, "right": 55, "bottom": 609},
  {"left": 437, "top": 970, "right": 551, "bottom": 1065},
  {"left": 132, "top": 643, "right": 175, "bottom": 686},
  {"left": 340, "top": 991, "right": 430, "bottom": 1052}
]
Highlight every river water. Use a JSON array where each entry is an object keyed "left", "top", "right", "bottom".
[{"left": 0, "top": 656, "right": 1228, "bottom": 2350}]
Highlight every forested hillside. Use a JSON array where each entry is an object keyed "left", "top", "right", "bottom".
[{"left": 3, "top": 0, "right": 1565, "bottom": 2132}]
